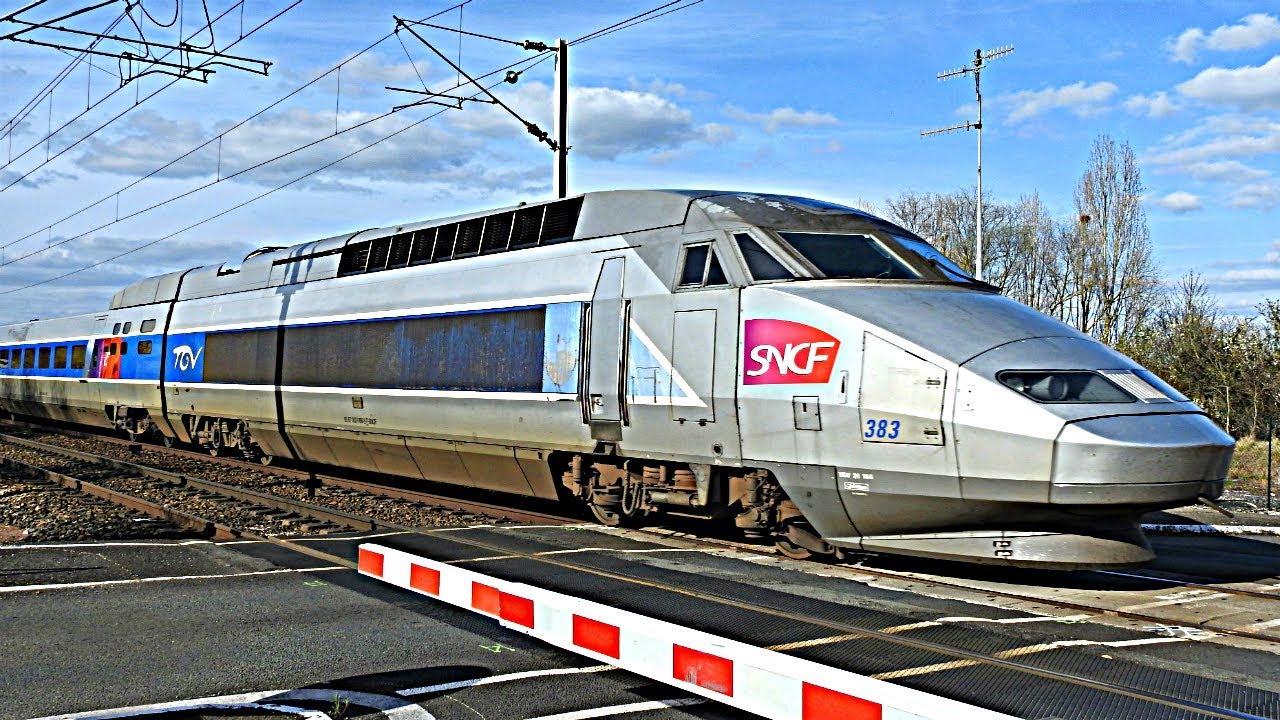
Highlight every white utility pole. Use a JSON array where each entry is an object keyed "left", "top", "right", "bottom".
[{"left": 921, "top": 46, "right": 1013, "bottom": 282}]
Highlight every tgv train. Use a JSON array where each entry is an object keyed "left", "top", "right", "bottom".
[{"left": 0, "top": 190, "right": 1235, "bottom": 567}]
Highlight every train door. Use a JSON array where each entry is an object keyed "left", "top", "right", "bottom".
[{"left": 586, "top": 257, "right": 626, "bottom": 441}]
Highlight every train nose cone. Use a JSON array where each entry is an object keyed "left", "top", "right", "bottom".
[{"left": 1051, "top": 413, "right": 1234, "bottom": 506}]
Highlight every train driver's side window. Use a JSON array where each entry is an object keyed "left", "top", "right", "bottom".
[{"left": 677, "top": 243, "right": 730, "bottom": 289}]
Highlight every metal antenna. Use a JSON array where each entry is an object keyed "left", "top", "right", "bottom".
[{"left": 921, "top": 45, "right": 1013, "bottom": 282}]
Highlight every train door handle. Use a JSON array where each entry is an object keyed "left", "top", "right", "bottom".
[
  {"left": 839, "top": 370, "right": 850, "bottom": 404},
  {"left": 590, "top": 394, "right": 604, "bottom": 413}
]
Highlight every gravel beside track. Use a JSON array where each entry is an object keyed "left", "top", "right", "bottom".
[
  {"left": 0, "top": 429, "right": 498, "bottom": 543},
  {"left": 0, "top": 463, "right": 194, "bottom": 542}
]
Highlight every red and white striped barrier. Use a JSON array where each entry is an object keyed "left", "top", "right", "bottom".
[{"left": 357, "top": 543, "right": 1017, "bottom": 720}]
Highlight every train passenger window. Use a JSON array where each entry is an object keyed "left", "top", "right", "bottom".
[
  {"left": 777, "top": 232, "right": 918, "bottom": 280},
  {"left": 123, "top": 322, "right": 133, "bottom": 334},
  {"left": 54, "top": 346, "right": 67, "bottom": 368},
  {"left": 38, "top": 347, "right": 51, "bottom": 369},
  {"left": 734, "top": 233, "right": 794, "bottom": 281},
  {"left": 0, "top": 349, "right": 8, "bottom": 368},
  {"left": 677, "top": 244, "right": 731, "bottom": 288},
  {"left": 71, "top": 345, "right": 86, "bottom": 370},
  {"left": 120, "top": 341, "right": 129, "bottom": 356},
  {"left": 21, "top": 349, "right": 32, "bottom": 368},
  {"left": 112, "top": 322, "right": 121, "bottom": 334},
  {"left": 141, "top": 319, "right": 157, "bottom": 333},
  {"left": 138, "top": 340, "right": 153, "bottom": 355}
]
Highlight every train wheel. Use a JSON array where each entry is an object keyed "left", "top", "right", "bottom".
[
  {"left": 774, "top": 537, "right": 814, "bottom": 560},
  {"left": 161, "top": 435, "right": 176, "bottom": 448}
]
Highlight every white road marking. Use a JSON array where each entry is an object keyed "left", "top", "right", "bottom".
[
  {"left": 1239, "top": 617, "right": 1280, "bottom": 632},
  {"left": 0, "top": 540, "right": 213, "bottom": 550},
  {"left": 871, "top": 635, "right": 1193, "bottom": 680},
  {"left": 0, "top": 566, "right": 346, "bottom": 594},
  {"left": 936, "top": 614, "right": 1093, "bottom": 624},
  {"left": 397, "top": 665, "right": 615, "bottom": 696},
  {"left": 1118, "top": 592, "right": 1231, "bottom": 611},
  {"left": 28, "top": 688, "right": 435, "bottom": 720},
  {"left": 525, "top": 699, "right": 705, "bottom": 720}
]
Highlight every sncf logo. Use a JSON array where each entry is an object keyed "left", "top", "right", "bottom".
[{"left": 742, "top": 319, "right": 841, "bottom": 385}]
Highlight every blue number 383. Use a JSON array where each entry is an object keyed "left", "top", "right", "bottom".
[{"left": 864, "top": 418, "right": 900, "bottom": 439}]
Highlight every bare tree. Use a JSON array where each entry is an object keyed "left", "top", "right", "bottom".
[{"left": 1071, "top": 135, "right": 1161, "bottom": 347}]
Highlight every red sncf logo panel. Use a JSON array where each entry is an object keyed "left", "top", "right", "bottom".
[{"left": 742, "top": 319, "right": 841, "bottom": 385}]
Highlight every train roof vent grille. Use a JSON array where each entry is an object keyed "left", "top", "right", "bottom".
[
  {"left": 337, "top": 241, "right": 371, "bottom": 276},
  {"left": 540, "top": 196, "right": 582, "bottom": 245},
  {"left": 388, "top": 232, "right": 414, "bottom": 268}
]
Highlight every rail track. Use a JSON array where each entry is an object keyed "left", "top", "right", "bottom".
[{"left": 3, "top": 417, "right": 1278, "bottom": 650}]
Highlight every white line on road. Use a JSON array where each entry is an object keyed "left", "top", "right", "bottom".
[
  {"left": 397, "top": 665, "right": 616, "bottom": 696},
  {"left": 0, "top": 566, "right": 346, "bottom": 594},
  {"left": 0, "top": 539, "right": 213, "bottom": 550},
  {"left": 524, "top": 699, "right": 706, "bottom": 720}
]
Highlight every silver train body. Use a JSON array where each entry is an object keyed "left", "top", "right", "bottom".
[{"left": 0, "top": 190, "right": 1234, "bottom": 567}]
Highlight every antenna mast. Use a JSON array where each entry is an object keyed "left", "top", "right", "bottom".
[{"left": 921, "top": 45, "right": 1013, "bottom": 282}]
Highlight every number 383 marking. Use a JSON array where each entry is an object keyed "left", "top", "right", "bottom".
[{"left": 864, "top": 418, "right": 900, "bottom": 439}]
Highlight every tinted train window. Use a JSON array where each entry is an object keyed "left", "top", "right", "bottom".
[
  {"left": 120, "top": 341, "right": 129, "bottom": 355},
  {"left": 38, "top": 347, "right": 51, "bottom": 369},
  {"left": 778, "top": 232, "right": 918, "bottom": 280},
  {"left": 283, "top": 308, "right": 545, "bottom": 392},
  {"left": 678, "top": 244, "right": 730, "bottom": 288},
  {"left": 141, "top": 319, "right": 157, "bottom": 333},
  {"left": 123, "top": 322, "right": 132, "bottom": 334},
  {"left": 54, "top": 346, "right": 67, "bottom": 368},
  {"left": 0, "top": 349, "right": 8, "bottom": 368},
  {"left": 138, "top": 340, "right": 153, "bottom": 355},
  {"left": 734, "top": 233, "right": 793, "bottom": 281},
  {"left": 204, "top": 329, "right": 277, "bottom": 385},
  {"left": 22, "top": 349, "right": 33, "bottom": 368},
  {"left": 71, "top": 345, "right": 86, "bottom": 370},
  {"left": 112, "top": 322, "right": 121, "bottom": 334}
]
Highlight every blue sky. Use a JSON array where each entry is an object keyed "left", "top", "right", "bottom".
[{"left": 1, "top": 0, "right": 1278, "bottom": 325}]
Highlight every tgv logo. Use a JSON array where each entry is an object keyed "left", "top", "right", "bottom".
[
  {"left": 742, "top": 319, "right": 841, "bottom": 385},
  {"left": 172, "top": 344, "right": 203, "bottom": 371}
]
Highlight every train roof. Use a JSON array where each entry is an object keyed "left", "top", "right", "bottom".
[{"left": 108, "top": 189, "right": 900, "bottom": 310}]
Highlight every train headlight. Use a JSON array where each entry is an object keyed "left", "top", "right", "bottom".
[{"left": 997, "top": 371, "right": 1136, "bottom": 403}]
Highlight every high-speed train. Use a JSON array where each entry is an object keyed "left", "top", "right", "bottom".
[{"left": 0, "top": 190, "right": 1234, "bottom": 567}]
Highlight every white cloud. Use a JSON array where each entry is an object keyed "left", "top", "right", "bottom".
[
  {"left": 1177, "top": 55, "right": 1280, "bottom": 111},
  {"left": 1173, "top": 160, "right": 1272, "bottom": 183},
  {"left": 723, "top": 105, "right": 839, "bottom": 133},
  {"left": 1000, "top": 82, "right": 1118, "bottom": 123},
  {"left": 1230, "top": 181, "right": 1280, "bottom": 209},
  {"left": 1146, "top": 117, "right": 1280, "bottom": 166},
  {"left": 1167, "top": 14, "right": 1280, "bottom": 63},
  {"left": 1123, "top": 92, "right": 1180, "bottom": 118},
  {"left": 1152, "top": 191, "right": 1202, "bottom": 213}
]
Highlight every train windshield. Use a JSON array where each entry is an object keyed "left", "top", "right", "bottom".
[
  {"left": 889, "top": 234, "right": 978, "bottom": 284},
  {"left": 776, "top": 232, "right": 919, "bottom": 280}
]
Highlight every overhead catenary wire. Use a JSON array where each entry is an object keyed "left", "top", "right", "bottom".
[
  {"left": 0, "top": 0, "right": 282, "bottom": 184},
  {"left": 2, "top": 0, "right": 477, "bottom": 253},
  {"left": 1, "top": 0, "right": 706, "bottom": 289},
  {"left": 0, "top": 51, "right": 551, "bottom": 268},
  {"left": 0, "top": 72, "right": 522, "bottom": 296}
]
